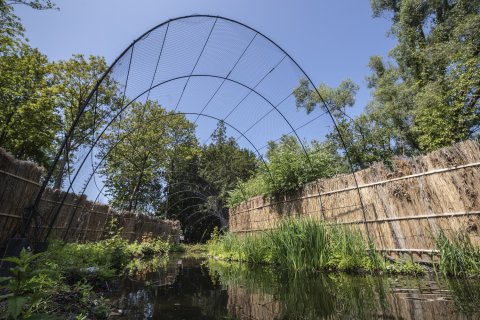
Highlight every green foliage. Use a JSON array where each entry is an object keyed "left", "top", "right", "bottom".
[
  {"left": 98, "top": 101, "right": 198, "bottom": 213},
  {"left": 0, "top": 0, "right": 63, "bottom": 167},
  {"left": 0, "top": 249, "right": 58, "bottom": 319},
  {"left": 51, "top": 54, "right": 119, "bottom": 189},
  {"left": 0, "top": 0, "right": 25, "bottom": 51},
  {"left": 0, "top": 44, "right": 59, "bottom": 166},
  {"left": 227, "top": 175, "right": 266, "bottom": 208},
  {"left": 293, "top": 78, "right": 359, "bottom": 117},
  {"left": 208, "top": 218, "right": 384, "bottom": 273},
  {"left": 368, "top": 0, "right": 480, "bottom": 153},
  {"left": 292, "top": 1, "right": 480, "bottom": 168},
  {"left": 0, "top": 233, "right": 174, "bottom": 319},
  {"left": 435, "top": 229, "right": 480, "bottom": 276},
  {"left": 199, "top": 121, "right": 258, "bottom": 202},
  {"left": 227, "top": 137, "right": 346, "bottom": 207},
  {"left": 3, "top": 0, "right": 57, "bottom": 10},
  {"left": 42, "top": 234, "right": 173, "bottom": 279},
  {"left": 210, "top": 226, "right": 220, "bottom": 243}
]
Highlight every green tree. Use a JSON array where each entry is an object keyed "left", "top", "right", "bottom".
[
  {"left": 293, "top": 78, "right": 359, "bottom": 118},
  {"left": 227, "top": 136, "right": 345, "bottom": 207},
  {"left": 0, "top": 44, "right": 58, "bottom": 165},
  {"left": 295, "top": 1, "right": 480, "bottom": 166},
  {"left": 1, "top": 0, "right": 56, "bottom": 50},
  {"left": 293, "top": 78, "right": 383, "bottom": 168},
  {"left": 198, "top": 121, "right": 258, "bottom": 202},
  {"left": 370, "top": 0, "right": 480, "bottom": 151},
  {"left": 1, "top": 0, "right": 24, "bottom": 51},
  {"left": 3, "top": 0, "right": 56, "bottom": 10},
  {"left": 51, "top": 54, "right": 119, "bottom": 189},
  {"left": 0, "top": 0, "right": 59, "bottom": 165},
  {"left": 99, "top": 101, "right": 198, "bottom": 214}
]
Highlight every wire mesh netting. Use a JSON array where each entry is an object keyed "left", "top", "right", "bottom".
[{"left": 19, "top": 15, "right": 366, "bottom": 241}]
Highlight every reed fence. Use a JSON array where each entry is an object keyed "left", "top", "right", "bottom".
[
  {"left": 229, "top": 141, "right": 480, "bottom": 257},
  {"left": 0, "top": 148, "right": 180, "bottom": 252}
]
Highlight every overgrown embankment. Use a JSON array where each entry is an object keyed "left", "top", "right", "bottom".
[
  {"left": 208, "top": 219, "right": 424, "bottom": 275},
  {"left": 0, "top": 232, "right": 174, "bottom": 319},
  {"left": 209, "top": 218, "right": 480, "bottom": 277},
  {"left": 229, "top": 141, "right": 480, "bottom": 260}
]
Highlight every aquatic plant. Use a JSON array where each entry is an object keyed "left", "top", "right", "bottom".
[
  {"left": 208, "top": 218, "right": 384, "bottom": 273},
  {"left": 435, "top": 229, "right": 480, "bottom": 276}
]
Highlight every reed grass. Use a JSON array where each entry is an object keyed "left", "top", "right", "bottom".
[
  {"left": 435, "top": 229, "right": 480, "bottom": 276},
  {"left": 208, "top": 218, "right": 384, "bottom": 273}
]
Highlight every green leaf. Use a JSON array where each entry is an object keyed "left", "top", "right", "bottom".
[
  {"left": 7, "top": 296, "right": 29, "bottom": 318},
  {"left": 1, "top": 256, "right": 21, "bottom": 265}
]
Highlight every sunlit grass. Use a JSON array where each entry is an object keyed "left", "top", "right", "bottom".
[
  {"left": 208, "top": 218, "right": 385, "bottom": 273},
  {"left": 435, "top": 229, "right": 480, "bottom": 276}
]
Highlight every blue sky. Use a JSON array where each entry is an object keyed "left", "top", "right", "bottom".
[
  {"left": 14, "top": 1, "right": 398, "bottom": 199},
  {"left": 15, "top": 0, "right": 396, "bottom": 115}
]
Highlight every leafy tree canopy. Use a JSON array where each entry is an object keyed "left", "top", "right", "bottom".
[
  {"left": 0, "top": 44, "right": 58, "bottom": 165},
  {"left": 370, "top": 0, "right": 480, "bottom": 151},
  {"left": 99, "top": 101, "right": 198, "bottom": 214},
  {"left": 50, "top": 54, "right": 120, "bottom": 188},
  {"left": 227, "top": 136, "right": 345, "bottom": 207}
]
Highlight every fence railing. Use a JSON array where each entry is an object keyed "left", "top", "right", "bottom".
[{"left": 0, "top": 148, "right": 180, "bottom": 251}]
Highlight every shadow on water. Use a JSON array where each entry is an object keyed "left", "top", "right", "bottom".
[{"left": 110, "top": 255, "right": 480, "bottom": 319}]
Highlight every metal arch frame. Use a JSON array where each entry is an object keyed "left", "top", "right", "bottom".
[
  {"left": 25, "top": 14, "right": 369, "bottom": 239},
  {"left": 46, "top": 111, "right": 274, "bottom": 240}
]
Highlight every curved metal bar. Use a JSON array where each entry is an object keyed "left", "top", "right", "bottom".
[
  {"left": 173, "top": 17, "right": 218, "bottom": 111},
  {"left": 164, "top": 181, "right": 216, "bottom": 197},
  {"left": 183, "top": 208, "right": 216, "bottom": 225},
  {"left": 184, "top": 213, "right": 220, "bottom": 239},
  {"left": 173, "top": 203, "right": 207, "bottom": 221},
  {"left": 29, "top": 15, "right": 368, "bottom": 240},
  {"left": 162, "top": 196, "right": 208, "bottom": 214},
  {"left": 150, "top": 74, "right": 314, "bottom": 174},
  {"left": 29, "top": 14, "right": 304, "bottom": 212},
  {"left": 54, "top": 110, "right": 273, "bottom": 241},
  {"left": 72, "top": 177, "right": 216, "bottom": 241}
]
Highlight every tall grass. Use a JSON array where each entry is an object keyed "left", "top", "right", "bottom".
[
  {"left": 435, "top": 229, "right": 480, "bottom": 276},
  {"left": 208, "top": 218, "right": 384, "bottom": 273}
]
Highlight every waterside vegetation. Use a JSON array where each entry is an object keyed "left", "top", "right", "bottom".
[
  {"left": 208, "top": 218, "right": 424, "bottom": 275},
  {"left": 0, "top": 233, "right": 174, "bottom": 319},
  {"left": 208, "top": 218, "right": 480, "bottom": 278}
]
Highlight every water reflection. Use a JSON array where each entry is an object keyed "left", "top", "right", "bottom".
[{"left": 111, "top": 256, "right": 480, "bottom": 319}]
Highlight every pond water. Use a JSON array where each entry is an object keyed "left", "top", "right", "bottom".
[{"left": 110, "top": 255, "right": 480, "bottom": 319}]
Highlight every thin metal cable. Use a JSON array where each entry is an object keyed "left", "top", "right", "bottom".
[
  {"left": 173, "top": 18, "right": 218, "bottom": 111},
  {"left": 45, "top": 45, "right": 137, "bottom": 241},
  {"left": 146, "top": 23, "right": 170, "bottom": 102},
  {"left": 258, "top": 109, "right": 329, "bottom": 151},
  {"left": 223, "top": 55, "right": 286, "bottom": 121},
  {"left": 193, "top": 33, "right": 257, "bottom": 124},
  {"left": 202, "top": 55, "right": 287, "bottom": 145},
  {"left": 235, "top": 92, "right": 293, "bottom": 142}
]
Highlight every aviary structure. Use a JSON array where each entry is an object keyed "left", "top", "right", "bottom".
[{"left": 6, "top": 15, "right": 368, "bottom": 244}]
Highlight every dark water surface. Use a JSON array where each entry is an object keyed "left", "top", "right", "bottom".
[{"left": 110, "top": 255, "right": 480, "bottom": 319}]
